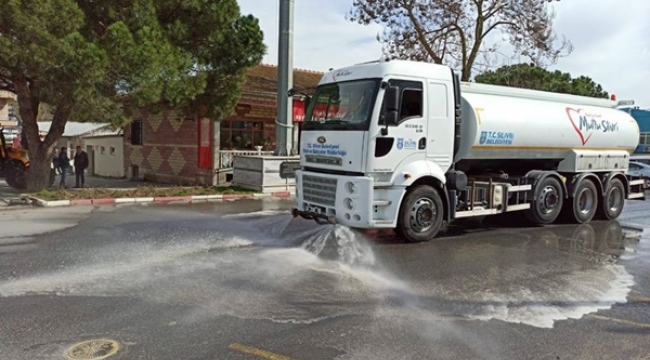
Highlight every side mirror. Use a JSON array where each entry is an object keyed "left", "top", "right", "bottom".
[
  {"left": 386, "top": 110, "right": 399, "bottom": 126},
  {"left": 380, "top": 86, "right": 400, "bottom": 136},
  {"left": 385, "top": 86, "right": 399, "bottom": 112},
  {"left": 287, "top": 88, "right": 297, "bottom": 97}
]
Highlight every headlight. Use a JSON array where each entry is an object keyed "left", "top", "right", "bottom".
[
  {"left": 344, "top": 198, "right": 355, "bottom": 210},
  {"left": 346, "top": 182, "right": 356, "bottom": 194}
]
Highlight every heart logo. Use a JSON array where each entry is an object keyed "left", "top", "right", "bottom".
[{"left": 566, "top": 107, "right": 593, "bottom": 146}]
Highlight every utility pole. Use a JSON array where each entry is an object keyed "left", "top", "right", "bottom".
[{"left": 274, "top": 0, "right": 295, "bottom": 156}]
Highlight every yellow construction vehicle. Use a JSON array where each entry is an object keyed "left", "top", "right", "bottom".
[{"left": 1, "top": 127, "right": 55, "bottom": 189}]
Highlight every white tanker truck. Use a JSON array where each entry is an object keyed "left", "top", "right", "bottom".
[{"left": 290, "top": 59, "right": 646, "bottom": 242}]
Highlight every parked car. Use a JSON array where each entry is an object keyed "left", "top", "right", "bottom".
[
  {"left": 630, "top": 154, "right": 650, "bottom": 166},
  {"left": 628, "top": 161, "right": 650, "bottom": 188}
]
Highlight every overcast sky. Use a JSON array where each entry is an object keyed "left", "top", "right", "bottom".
[{"left": 238, "top": 0, "right": 650, "bottom": 108}]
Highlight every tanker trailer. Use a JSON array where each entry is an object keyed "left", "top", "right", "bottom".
[{"left": 291, "top": 59, "right": 646, "bottom": 243}]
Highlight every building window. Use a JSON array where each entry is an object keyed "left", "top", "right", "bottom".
[
  {"left": 110, "top": 147, "right": 116, "bottom": 155},
  {"left": 131, "top": 120, "right": 144, "bottom": 145},
  {"left": 220, "top": 120, "right": 267, "bottom": 149},
  {"left": 100, "top": 146, "right": 106, "bottom": 154},
  {"left": 640, "top": 133, "right": 650, "bottom": 145}
]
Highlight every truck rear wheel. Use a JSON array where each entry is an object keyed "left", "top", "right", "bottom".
[
  {"left": 563, "top": 179, "right": 599, "bottom": 224},
  {"left": 525, "top": 176, "right": 564, "bottom": 225},
  {"left": 396, "top": 185, "right": 444, "bottom": 243},
  {"left": 596, "top": 178, "right": 625, "bottom": 220}
]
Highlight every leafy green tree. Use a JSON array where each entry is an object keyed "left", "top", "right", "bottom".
[
  {"left": 474, "top": 64, "right": 609, "bottom": 98},
  {"left": 0, "top": 0, "right": 265, "bottom": 190}
]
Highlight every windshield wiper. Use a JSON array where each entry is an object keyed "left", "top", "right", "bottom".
[{"left": 323, "top": 118, "right": 353, "bottom": 124}]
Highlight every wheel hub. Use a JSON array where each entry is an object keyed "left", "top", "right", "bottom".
[
  {"left": 410, "top": 198, "right": 436, "bottom": 232},
  {"left": 539, "top": 186, "right": 559, "bottom": 214},
  {"left": 608, "top": 187, "right": 623, "bottom": 213},
  {"left": 577, "top": 187, "right": 595, "bottom": 215}
]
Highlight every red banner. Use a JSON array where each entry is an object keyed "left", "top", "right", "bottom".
[
  {"left": 197, "top": 117, "right": 212, "bottom": 169},
  {"left": 293, "top": 100, "right": 305, "bottom": 123}
]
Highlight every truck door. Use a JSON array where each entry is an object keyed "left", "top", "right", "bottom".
[
  {"left": 368, "top": 79, "right": 427, "bottom": 173},
  {"left": 425, "top": 81, "right": 454, "bottom": 171}
]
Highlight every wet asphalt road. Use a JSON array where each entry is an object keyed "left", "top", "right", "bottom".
[{"left": 0, "top": 199, "right": 649, "bottom": 360}]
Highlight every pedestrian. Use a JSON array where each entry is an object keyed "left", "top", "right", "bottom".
[
  {"left": 58, "top": 146, "right": 69, "bottom": 188},
  {"left": 73, "top": 145, "right": 89, "bottom": 188},
  {"left": 52, "top": 148, "right": 60, "bottom": 175}
]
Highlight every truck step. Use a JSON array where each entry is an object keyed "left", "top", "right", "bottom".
[
  {"left": 506, "top": 203, "right": 531, "bottom": 211},
  {"left": 454, "top": 208, "right": 499, "bottom": 218},
  {"left": 628, "top": 192, "right": 645, "bottom": 199},
  {"left": 373, "top": 200, "right": 391, "bottom": 207},
  {"left": 508, "top": 185, "right": 532, "bottom": 192},
  {"left": 373, "top": 182, "right": 393, "bottom": 188},
  {"left": 373, "top": 220, "right": 393, "bottom": 225}
]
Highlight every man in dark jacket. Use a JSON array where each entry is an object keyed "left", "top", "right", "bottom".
[
  {"left": 58, "top": 147, "right": 69, "bottom": 188},
  {"left": 73, "top": 146, "right": 89, "bottom": 188},
  {"left": 51, "top": 148, "right": 60, "bottom": 174}
]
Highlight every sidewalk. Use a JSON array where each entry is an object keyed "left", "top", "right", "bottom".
[
  {"left": 2, "top": 174, "right": 295, "bottom": 209},
  {"left": 1, "top": 174, "right": 170, "bottom": 210},
  {"left": 0, "top": 179, "right": 30, "bottom": 210},
  {"left": 51, "top": 173, "right": 168, "bottom": 190}
]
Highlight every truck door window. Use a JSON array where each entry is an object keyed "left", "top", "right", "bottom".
[
  {"left": 379, "top": 79, "right": 423, "bottom": 125},
  {"left": 400, "top": 88, "right": 422, "bottom": 119}
]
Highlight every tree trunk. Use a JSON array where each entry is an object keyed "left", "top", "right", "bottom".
[
  {"left": 25, "top": 145, "right": 54, "bottom": 192},
  {"left": 12, "top": 74, "right": 72, "bottom": 191}
]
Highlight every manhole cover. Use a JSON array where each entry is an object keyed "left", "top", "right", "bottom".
[{"left": 64, "top": 339, "right": 119, "bottom": 360}]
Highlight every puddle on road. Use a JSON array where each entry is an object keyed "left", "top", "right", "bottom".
[
  {"left": 386, "top": 221, "right": 643, "bottom": 329},
  {"left": 0, "top": 211, "right": 643, "bottom": 330}
]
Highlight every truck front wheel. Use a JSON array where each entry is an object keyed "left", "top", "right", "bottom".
[
  {"left": 396, "top": 185, "right": 444, "bottom": 243},
  {"left": 525, "top": 176, "right": 564, "bottom": 225}
]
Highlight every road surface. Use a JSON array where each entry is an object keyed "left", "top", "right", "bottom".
[{"left": 0, "top": 198, "right": 649, "bottom": 360}]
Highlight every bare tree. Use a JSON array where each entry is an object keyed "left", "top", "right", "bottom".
[{"left": 348, "top": 0, "right": 573, "bottom": 81}]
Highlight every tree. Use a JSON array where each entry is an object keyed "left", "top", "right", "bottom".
[
  {"left": 475, "top": 63, "right": 609, "bottom": 98},
  {"left": 0, "top": 0, "right": 265, "bottom": 191},
  {"left": 348, "top": 0, "right": 573, "bottom": 81}
]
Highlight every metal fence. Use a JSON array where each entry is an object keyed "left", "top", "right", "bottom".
[{"left": 218, "top": 149, "right": 273, "bottom": 169}]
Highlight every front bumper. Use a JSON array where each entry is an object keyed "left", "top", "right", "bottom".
[
  {"left": 291, "top": 208, "right": 338, "bottom": 225},
  {"left": 293, "top": 170, "right": 402, "bottom": 228}
]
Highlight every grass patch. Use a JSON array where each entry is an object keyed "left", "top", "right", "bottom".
[{"left": 31, "top": 185, "right": 256, "bottom": 201}]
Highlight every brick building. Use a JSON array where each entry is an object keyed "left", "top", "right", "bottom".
[{"left": 123, "top": 64, "right": 323, "bottom": 185}]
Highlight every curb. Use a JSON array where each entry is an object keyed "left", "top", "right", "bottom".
[{"left": 26, "top": 191, "right": 294, "bottom": 208}]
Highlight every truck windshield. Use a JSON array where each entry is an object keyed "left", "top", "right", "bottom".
[{"left": 302, "top": 79, "right": 380, "bottom": 131}]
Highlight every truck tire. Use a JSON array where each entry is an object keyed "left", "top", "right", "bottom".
[
  {"left": 596, "top": 178, "right": 625, "bottom": 220},
  {"left": 564, "top": 179, "right": 599, "bottom": 224},
  {"left": 525, "top": 176, "right": 564, "bottom": 225},
  {"left": 396, "top": 185, "right": 444, "bottom": 243},
  {"left": 4, "top": 160, "right": 27, "bottom": 190}
]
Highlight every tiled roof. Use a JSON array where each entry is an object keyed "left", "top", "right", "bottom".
[{"left": 243, "top": 64, "right": 324, "bottom": 94}]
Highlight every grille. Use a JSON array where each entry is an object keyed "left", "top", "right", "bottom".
[{"left": 302, "top": 175, "right": 337, "bottom": 206}]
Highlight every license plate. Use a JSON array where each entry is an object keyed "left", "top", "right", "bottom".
[{"left": 306, "top": 205, "right": 325, "bottom": 214}]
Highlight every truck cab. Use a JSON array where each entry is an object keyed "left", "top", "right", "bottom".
[{"left": 293, "top": 60, "right": 458, "bottom": 230}]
